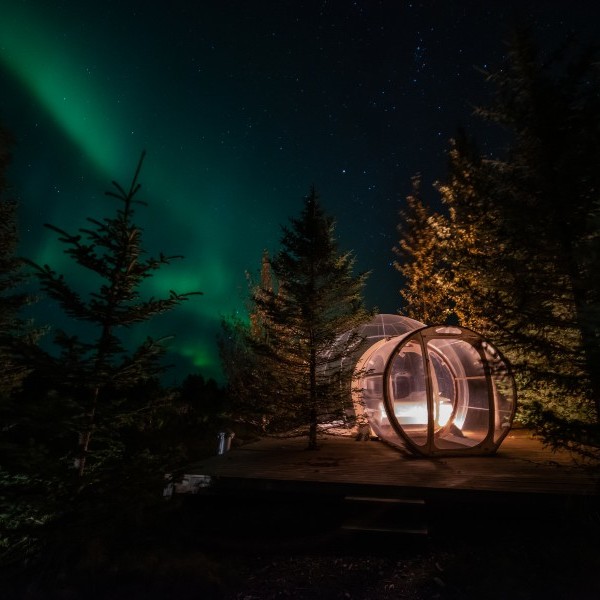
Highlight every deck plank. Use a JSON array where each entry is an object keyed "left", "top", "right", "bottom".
[{"left": 181, "top": 429, "right": 599, "bottom": 499}]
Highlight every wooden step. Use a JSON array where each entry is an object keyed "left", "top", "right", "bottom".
[{"left": 342, "top": 495, "right": 428, "bottom": 535}]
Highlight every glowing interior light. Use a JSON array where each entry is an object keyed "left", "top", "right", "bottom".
[
  {"left": 378, "top": 400, "right": 454, "bottom": 427},
  {"left": 395, "top": 404, "right": 428, "bottom": 424},
  {"left": 435, "top": 400, "right": 453, "bottom": 427}
]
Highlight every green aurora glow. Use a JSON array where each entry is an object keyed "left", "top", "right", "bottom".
[
  {"left": 0, "top": 2, "right": 127, "bottom": 177},
  {"left": 1, "top": 1, "right": 596, "bottom": 382},
  {"left": 0, "top": 3, "right": 254, "bottom": 378}
]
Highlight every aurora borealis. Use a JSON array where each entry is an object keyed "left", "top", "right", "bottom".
[{"left": 0, "top": 1, "right": 596, "bottom": 382}]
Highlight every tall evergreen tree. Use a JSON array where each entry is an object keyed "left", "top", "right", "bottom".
[
  {"left": 393, "top": 175, "right": 453, "bottom": 324},
  {"left": 0, "top": 123, "right": 32, "bottom": 397},
  {"left": 436, "top": 132, "right": 520, "bottom": 336},
  {"left": 2, "top": 152, "right": 202, "bottom": 576},
  {"left": 219, "top": 250, "right": 282, "bottom": 431},
  {"left": 433, "top": 32, "right": 600, "bottom": 454},
  {"left": 252, "top": 187, "right": 372, "bottom": 449},
  {"left": 0, "top": 122, "right": 44, "bottom": 572},
  {"left": 6, "top": 152, "right": 200, "bottom": 490},
  {"left": 24, "top": 151, "right": 201, "bottom": 476}
]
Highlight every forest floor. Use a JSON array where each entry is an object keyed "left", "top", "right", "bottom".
[
  {"left": 189, "top": 491, "right": 600, "bottom": 600},
  {"left": 6, "top": 431, "right": 600, "bottom": 599},
  {"left": 11, "top": 489, "right": 597, "bottom": 600},
  {"left": 216, "top": 531, "right": 600, "bottom": 600}
]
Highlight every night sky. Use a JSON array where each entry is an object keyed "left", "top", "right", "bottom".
[{"left": 0, "top": 1, "right": 597, "bottom": 383}]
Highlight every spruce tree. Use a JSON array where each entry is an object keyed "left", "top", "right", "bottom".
[
  {"left": 219, "top": 313, "right": 274, "bottom": 430},
  {"left": 434, "top": 32, "right": 600, "bottom": 454},
  {"left": 252, "top": 187, "right": 372, "bottom": 449},
  {"left": 436, "top": 132, "right": 520, "bottom": 337},
  {"left": 393, "top": 175, "right": 453, "bottom": 324},
  {"left": 0, "top": 123, "right": 46, "bottom": 571},
  {"left": 1, "top": 152, "right": 202, "bottom": 577},
  {"left": 0, "top": 123, "right": 31, "bottom": 397},
  {"left": 19, "top": 151, "right": 201, "bottom": 477},
  {"left": 219, "top": 250, "right": 281, "bottom": 431}
]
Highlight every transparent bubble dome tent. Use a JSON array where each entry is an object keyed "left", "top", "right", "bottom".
[{"left": 343, "top": 314, "right": 516, "bottom": 456}]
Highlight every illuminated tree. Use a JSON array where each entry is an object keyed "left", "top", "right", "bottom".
[
  {"left": 252, "top": 187, "right": 372, "bottom": 449},
  {"left": 219, "top": 250, "right": 282, "bottom": 431},
  {"left": 393, "top": 175, "right": 453, "bottom": 324},
  {"left": 436, "top": 32, "right": 600, "bottom": 454},
  {"left": 436, "top": 131, "right": 518, "bottom": 336}
]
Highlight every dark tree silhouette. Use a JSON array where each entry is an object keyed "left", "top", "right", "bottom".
[
  {"left": 21, "top": 152, "right": 201, "bottom": 476},
  {"left": 250, "top": 187, "right": 372, "bottom": 449},
  {"left": 0, "top": 122, "right": 33, "bottom": 397},
  {"left": 2, "top": 152, "right": 203, "bottom": 574}
]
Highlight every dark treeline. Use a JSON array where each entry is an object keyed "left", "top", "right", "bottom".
[{"left": 0, "top": 146, "right": 228, "bottom": 594}]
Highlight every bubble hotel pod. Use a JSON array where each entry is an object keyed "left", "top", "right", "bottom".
[{"left": 349, "top": 315, "right": 516, "bottom": 456}]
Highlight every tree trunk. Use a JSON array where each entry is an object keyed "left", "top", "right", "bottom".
[
  {"left": 74, "top": 385, "right": 100, "bottom": 477},
  {"left": 308, "top": 346, "right": 318, "bottom": 450},
  {"left": 308, "top": 407, "right": 318, "bottom": 450}
]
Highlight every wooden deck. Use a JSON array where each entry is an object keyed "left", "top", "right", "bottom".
[{"left": 180, "top": 428, "right": 599, "bottom": 501}]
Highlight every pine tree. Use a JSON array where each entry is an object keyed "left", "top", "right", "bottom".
[
  {"left": 19, "top": 151, "right": 201, "bottom": 477},
  {"left": 1, "top": 152, "right": 202, "bottom": 575},
  {"left": 393, "top": 175, "right": 453, "bottom": 324},
  {"left": 0, "top": 123, "right": 32, "bottom": 397},
  {"left": 219, "top": 250, "right": 281, "bottom": 431},
  {"left": 435, "top": 32, "right": 600, "bottom": 454},
  {"left": 0, "top": 123, "right": 45, "bottom": 571},
  {"left": 252, "top": 187, "right": 372, "bottom": 449},
  {"left": 436, "top": 132, "right": 520, "bottom": 336}
]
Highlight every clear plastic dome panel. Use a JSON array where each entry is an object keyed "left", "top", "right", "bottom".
[
  {"left": 426, "top": 338, "right": 490, "bottom": 449},
  {"left": 351, "top": 316, "right": 516, "bottom": 456},
  {"left": 386, "top": 339, "right": 428, "bottom": 447},
  {"left": 483, "top": 342, "right": 517, "bottom": 443},
  {"left": 359, "top": 314, "right": 425, "bottom": 341},
  {"left": 353, "top": 335, "right": 412, "bottom": 448},
  {"left": 428, "top": 351, "right": 456, "bottom": 429}
]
